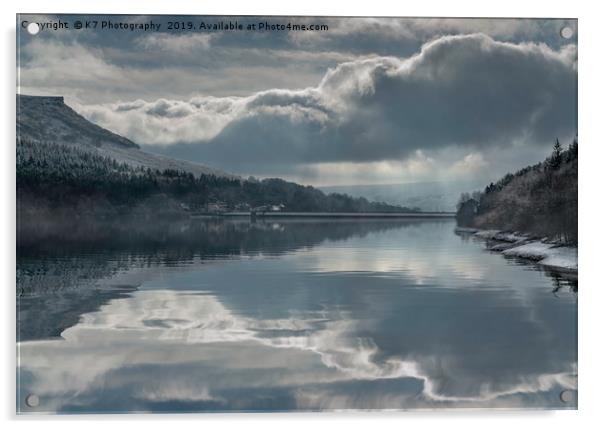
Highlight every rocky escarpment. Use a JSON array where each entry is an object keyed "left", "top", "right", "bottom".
[{"left": 17, "top": 94, "right": 231, "bottom": 178}]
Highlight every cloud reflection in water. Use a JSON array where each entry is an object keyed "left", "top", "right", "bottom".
[{"left": 17, "top": 220, "right": 577, "bottom": 412}]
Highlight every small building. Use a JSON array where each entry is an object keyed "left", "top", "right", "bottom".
[{"left": 206, "top": 201, "right": 228, "bottom": 213}]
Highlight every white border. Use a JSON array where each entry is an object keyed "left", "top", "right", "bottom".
[{"left": 2, "top": 1, "right": 601, "bottom": 428}]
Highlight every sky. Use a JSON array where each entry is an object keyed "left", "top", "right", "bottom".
[{"left": 17, "top": 15, "right": 578, "bottom": 187}]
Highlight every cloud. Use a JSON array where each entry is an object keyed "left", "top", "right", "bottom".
[
  {"left": 18, "top": 39, "right": 214, "bottom": 102},
  {"left": 289, "top": 17, "right": 563, "bottom": 48},
  {"left": 77, "top": 34, "right": 576, "bottom": 172},
  {"left": 136, "top": 33, "right": 214, "bottom": 51},
  {"left": 20, "top": 287, "right": 576, "bottom": 411},
  {"left": 18, "top": 38, "right": 331, "bottom": 102},
  {"left": 285, "top": 17, "right": 577, "bottom": 64},
  {"left": 450, "top": 152, "right": 489, "bottom": 175}
]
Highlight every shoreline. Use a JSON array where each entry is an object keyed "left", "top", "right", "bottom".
[
  {"left": 455, "top": 227, "right": 578, "bottom": 274},
  {"left": 192, "top": 211, "right": 457, "bottom": 219}
]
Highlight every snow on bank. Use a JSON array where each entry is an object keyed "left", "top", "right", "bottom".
[
  {"left": 502, "top": 241, "right": 578, "bottom": 272},
  {"left": 458, "top": 228, "right": 578, "bottom": 273}
]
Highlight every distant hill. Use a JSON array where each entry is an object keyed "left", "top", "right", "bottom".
[
  {"left": 457, "top": 139, "right": 577, "bottom": 243},
  {"left": 320, "top": 181, "right": 479, "bottom": 212},
  {"left": 17, "top": 94, "right": 231, "bottom": 179},
  {"left": 17, "top": 94, "right": 417, "bottom": 221}
]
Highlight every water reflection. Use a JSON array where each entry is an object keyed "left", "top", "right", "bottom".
[{"left": 17, "top": 218, "right": 577, "bottom": 412}]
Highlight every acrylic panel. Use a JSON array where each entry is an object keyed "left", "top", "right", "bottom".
[{"left": 16, "top": 15, "right": 578, "bottom": 413}]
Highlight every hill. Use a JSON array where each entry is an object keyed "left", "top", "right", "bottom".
[
  {"left": 320, "top": 181, "right": 478, "bottom": 212},
  {"left": 17, "top": 95, "right": 417, "bottom": 222},
  {"left": 456, "top": 139, "right": 577, "bottom": 243},
  {"left": 17, "top": 94, "right": 231, "bottom": 178}
]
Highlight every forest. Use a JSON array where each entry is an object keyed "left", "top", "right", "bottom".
[
  {"left": 17, "top": 138, "right": 418, "bottom": 220},
  {"left": 456, "top": 138, "right": 578, "bottom": 243}
]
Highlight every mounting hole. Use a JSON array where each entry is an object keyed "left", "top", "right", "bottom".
[
  {"left": 25, "top": 394, "right": 39, "bottom": 407},
  {"left": 559, "top": 389, "right": 575, "bottom": 403},
  {"left": 26, "top": 22, "right": 40, "bottom": 35},
  {"left": 560, "top": 27, "right": 573, "bottom": 39}
]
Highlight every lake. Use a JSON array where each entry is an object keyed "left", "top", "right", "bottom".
[{"left": 16, "top": 218, "right": 577, "bottom": 413}]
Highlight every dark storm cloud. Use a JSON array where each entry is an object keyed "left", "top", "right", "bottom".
[
  {"left": 79, "top": 34, "right": 576, "bottom": 170},
  {"left": 18, "top": 15, "right": 577, "bottom": 101},
  {"left": 289, "top": 17, "right": 577, "bottom": 55}
]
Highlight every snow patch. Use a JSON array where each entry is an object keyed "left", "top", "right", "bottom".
[
  {"left": 502, "top": 242, "right": 577, "bottom": 272},
  {"left": 464, "top": 228, "right": 577, "bottom": 273}
]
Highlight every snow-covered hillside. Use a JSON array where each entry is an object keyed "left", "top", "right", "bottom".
[{"left": 17, "top": 95, "right": 232, "bottom": 178}]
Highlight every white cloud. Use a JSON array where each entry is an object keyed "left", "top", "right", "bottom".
[
  {"left": 75, "top": 34, "right": 576, "bottom": 161},
  {"left": 136, "top": 33, "right": 214, "bottom": 51},
  {"left": 450, "top": 152, "right": 490, "bottom": 175},
  {"left": 19, "top": 288, "right": 576, "bottom": 411}
]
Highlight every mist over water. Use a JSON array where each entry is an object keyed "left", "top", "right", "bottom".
[{"left": 17, "top": 218, "right": 577, "bottom": 412}]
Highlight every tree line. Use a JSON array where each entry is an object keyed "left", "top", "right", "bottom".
[
  {"left": 457, "top": 138, "right": 577, "bottom": 243},
  {"left": 17, "top": 139, "right": 418, "bottom": 216}
]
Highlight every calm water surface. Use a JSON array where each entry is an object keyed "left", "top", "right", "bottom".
[{"left": 17, "top": 219, "right": 577, "bottom": 412}]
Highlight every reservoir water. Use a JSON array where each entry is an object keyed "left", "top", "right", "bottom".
[{"left": 16, "top": 218, "right": 577, "bottom": 412}]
